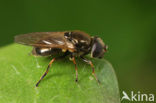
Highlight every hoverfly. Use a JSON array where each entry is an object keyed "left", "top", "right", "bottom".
[{"left": 15, "top": 30, "right": 108, "bottom": 87}]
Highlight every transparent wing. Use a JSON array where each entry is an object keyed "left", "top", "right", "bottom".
[{"left": 14, "top": 32, "right": 67, "bottom": 48}]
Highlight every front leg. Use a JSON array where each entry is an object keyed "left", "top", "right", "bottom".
[{"left": 80, "top": 56, "right": 100, "bottom": 84}]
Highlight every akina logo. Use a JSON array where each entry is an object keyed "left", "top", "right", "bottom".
[{"left": 121, "top": 91, "right": 155, "bottom": 102}]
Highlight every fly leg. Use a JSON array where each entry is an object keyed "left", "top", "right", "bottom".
[
  {"left": 36, "top": 58, "right": 55, "bottom": 87},
  {"left": 80, "top": 56, "right": 100, "bottom": 84},
  {"left": 36, "top": 52, "right": 69, "bottom": 87},
  {"left": 70, "top": 56, "right": 78, "bottom": 82}
]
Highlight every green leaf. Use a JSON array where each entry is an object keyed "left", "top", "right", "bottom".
[{"left": 0, "top": 44, "right": 120, "bottom": 103}]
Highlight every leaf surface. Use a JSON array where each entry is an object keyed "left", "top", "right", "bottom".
[{"left": 0, "top": 44, "right": 120, "bottom": 103}]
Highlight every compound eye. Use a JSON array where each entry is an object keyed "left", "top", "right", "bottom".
[{"left": 91, "top": 42, "right": 104, "bottom": 58}]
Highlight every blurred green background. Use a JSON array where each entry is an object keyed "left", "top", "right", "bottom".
[{"left": 0, "top": 0, "right": 156, "bottom": 98}]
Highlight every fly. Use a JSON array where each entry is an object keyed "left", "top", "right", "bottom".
[{"left": 14, "top": 30, "right": 108, "bottom": 87}]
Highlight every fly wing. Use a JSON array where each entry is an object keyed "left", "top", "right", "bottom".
[{"left": 15, "top": 32, "right": 70, "bottom": 49}]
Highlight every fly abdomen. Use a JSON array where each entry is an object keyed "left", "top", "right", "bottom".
[
  {"left": 32, "top": 47, "right": 51, "bottom": 56},
  {"left": 32, "top": 47, "right": 62, "bottom": 56}
]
